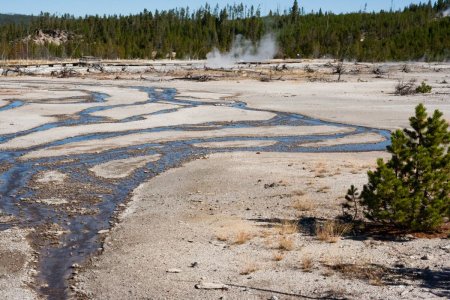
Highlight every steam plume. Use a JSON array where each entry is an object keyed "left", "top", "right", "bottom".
[
  {"left": 442, "top": 7, "right": 450, "bottom": 17},
  {"left": 206, "top": 34, "right": 277, "bottom": 68}
]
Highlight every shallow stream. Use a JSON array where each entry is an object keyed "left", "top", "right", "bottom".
[{"left": 0, "top": 85, "right": 390, "bottom": 299}]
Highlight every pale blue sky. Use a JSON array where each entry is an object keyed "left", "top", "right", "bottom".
[{"left": 0, "top": 0, "right": 430, "bottom": 16}]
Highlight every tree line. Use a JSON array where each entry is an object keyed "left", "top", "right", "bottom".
[{"left": 0, "top": 0, "right": 449, "bottom": 61}]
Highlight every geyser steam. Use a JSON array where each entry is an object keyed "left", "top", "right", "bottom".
[
  {"left": 206, "top": 34, "right": 277, "bottom": 68},
  {"left": 442, "top": 7, "right": 450, "bottom": 17}
]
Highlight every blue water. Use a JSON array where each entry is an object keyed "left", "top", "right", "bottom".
[{"left": 0, "top": 100, "right": 24, "bottom": 111}]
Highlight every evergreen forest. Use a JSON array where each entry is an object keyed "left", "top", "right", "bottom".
[{"left": 0, "top": 0, "right": 449, "bottom": 61}]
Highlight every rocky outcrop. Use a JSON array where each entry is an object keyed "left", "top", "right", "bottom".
[{"left": 23, "top": 29, "right": 77, "bottom": 45}]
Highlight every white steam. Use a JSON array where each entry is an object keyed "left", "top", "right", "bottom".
[
  {"left": 206, "top": 34, "right": 277, "bottom": 68},
  {"left": 442, "top": 7, "right": 450, "bottom": 17}
]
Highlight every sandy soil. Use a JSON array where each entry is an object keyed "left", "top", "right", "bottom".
[
  {"left": 299, "top": 132, "right": 387, "bottom": 148},
  {"left": 73, "top": 152, "right": 449, "bottom": 300},
  {"left": 152, "top": 61, "right": 450, "bottom": 130},
  {"left": 90, "top": 154, "right": 161, "bottom": 178},
  {"left": 0, "top": 227, "right": 39, "bottom": 300},
  {"left": 89, "top": 103, "right": 181, "bottom": 120}
]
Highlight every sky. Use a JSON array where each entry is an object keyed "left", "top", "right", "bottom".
[{"left": 0, "top": 0, "right": 431, "bottom": 17}]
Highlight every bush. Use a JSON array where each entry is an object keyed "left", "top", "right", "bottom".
[
  {"left": 395, "top": 79, "right": 416, "bottom": 95},
  {"left": 415, "top": 81, "right": 432, "bottom": 94},
  {"left": 357, "top": 104, "right": 450, "bottom": 231}
]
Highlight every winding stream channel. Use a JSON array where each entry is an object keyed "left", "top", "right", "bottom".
[{"left": 0, "top": 84, "right": 391, "bottom": 299}]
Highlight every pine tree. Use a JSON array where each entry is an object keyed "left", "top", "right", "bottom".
[
  {"left": 342, "top": 185, "right": 360, "bottom": 221},
  {"left": 360, "top": 104, "right": 450, "bottom": 231},
  {"left": 291, "top": 0, "right": 300, "bottom": 22}
]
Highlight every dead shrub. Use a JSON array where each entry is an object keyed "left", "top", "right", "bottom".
[
  {"left": 304, "top": 65, "right": 315, "bottom": 73},
  {"left": 332, "top": 62, "right": 345, "bottom": 81},
  {"left": 372, "top": 66, "right": 388, "bottom": 78},
  {"left": 395, "top": 79, "right": 416, "bottom": 95},
  {"left": 401, "top": 64, "right": 411, "bottom": 73}
]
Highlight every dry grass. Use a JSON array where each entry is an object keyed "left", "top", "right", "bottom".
[
  {"left": 327, "top": 263, "right": 385, "bottom": 286},
  {"left": 240, "top": 263, "right": 259, "bottom": 275},
  {"left": 300, "top": 255, "right": 314, "bottom": 272},
  {"left": 325, "top": 286, "right": 348, "bottom": 298},
  {"left": 259, "top": 229, "right": 272, "bottom": 239},
  {"left": 291, "top": 190, "right": 306, "bottom": 197},
  {"left": 215, "top": 232, "right": 228, "bottom": 242},
  {"left": 315, "top": 163, "right": 328, "bottom": 177},
  {"left": 316, "top": 186, "right": 331, "bottom": 193},
  {"left": 278, "top": 236, "right": 295, "bottom": 251},
  {"left": 292, "top": 197, "right": 315, "bottom": 213},
  {"left": 278, "top": 220, "right": 298, "bottom": 235},
  {"left": 273, "top": 252, "right": 285, "bottom": 261},
  {"left": 234, "top": 231, "right": 252, "bottom": 245},
  {"left": 316, "top": 221, "right": 351, "bottom": 243}
]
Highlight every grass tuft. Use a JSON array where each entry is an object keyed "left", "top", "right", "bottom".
[
  {"left": 316, "top": 221, "right": 351, "bottom": 243},
  {"left": 234, "top": 231, "right": 252, "bottom": 245},
  {"left": 239, "top": 263, "right": 259, "bottom": 275},
  {"left": 273, "top": 252, "right": 285, "bottom": 261},
  {"left": 300, "top": 255, "right": 314, "bottom": 272},
  {"left": 278, "top": 236, "right": 295, "bottom": 251}
]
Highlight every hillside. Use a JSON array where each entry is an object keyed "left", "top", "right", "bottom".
[{"left": 0, "top": 13, "right": 34, "bottom": 25}]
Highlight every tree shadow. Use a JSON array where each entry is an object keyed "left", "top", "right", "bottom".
[
  {"left": 418, "top": 267, "right": 450, "bottom": 297},
  {"left": 249, "top": 217, "right": 449, "bottom": 297},
  {"left": 327, "top": 263, "right": 450, "bottom": 298},
  {"left": 248, "top": 216, "right": 325, "bottom": 236}
]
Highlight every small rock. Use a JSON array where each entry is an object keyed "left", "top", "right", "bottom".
[
  {"left": 269, "top": 296, "right": 280, "bottom": 300},
  {"left": 404, "top": 234, "right": 415, "bottom": 240},
  {"left": 97, "top": 229, "right": 109, "bottom": 234},
  {"left": 421, "top": 255, "right": 433, "bottom": 260},
  {"left": 195, "top": 282, "right": 228, "bottom": 290},
  {"left": 167, "top": 268, "right": 182, "bottom": 273},
  {"left": 190, "top": 262, "right": 198, "bottom": 268},
  {"left": 400, "top": 289, "right": 411, "bottom": 296},
  {"left": 440, "top": 244, "right": 450, "bottom": 252}
]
